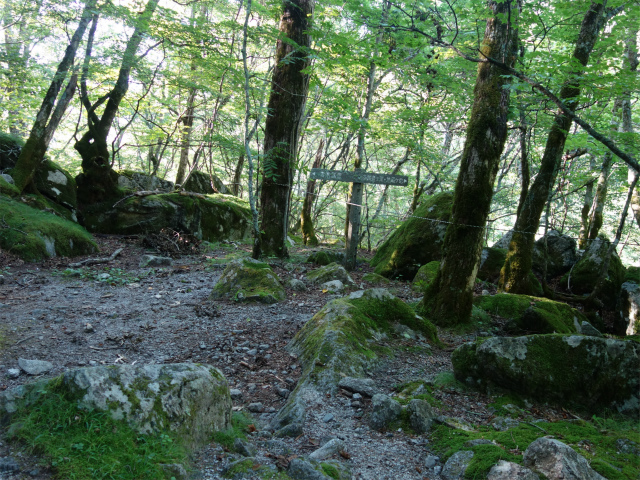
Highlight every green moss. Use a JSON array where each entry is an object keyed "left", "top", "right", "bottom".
[
  {"left": 370, "top": 192, "right": 453, "bottom": 279},
  {"left": 321, "top": 462, "right": 340, "bottom": 479},
  {"left": 477, "top": 248, "right": 507, "bottom": 283},
  {"left": 362, "top": 272, "right": 391, "bottom": 285},
  {"left": 411, "top": 261, "right": 440, "bottom": 292},
  {"left": 210, "top": 258, "right": 285, "bottom": 304},
  {"left": 307, "top": 250, "right": 343, "bottom": 266},
  {"left": 212, "top": 411, "right": 254, "bottom": 451},
  {"left": 0, "top": 176, "right": 19, "bottom": 196},
  {"left": 0, "top": 196, "right": 97, "bottom": 261},
  {"left": 624, "top": 266, "right": 640, "bottom": 284}
]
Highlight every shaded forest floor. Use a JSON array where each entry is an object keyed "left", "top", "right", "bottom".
[{"left": 0, "top": 236, "right": 628, "bottom": 479}]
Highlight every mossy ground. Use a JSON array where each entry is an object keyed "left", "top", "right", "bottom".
[
  {"left": 0, "top": 195, "right": 97, "bottom": 261},
  {"left": 430, "top": 412, "right": 640, "bottom": 479},
  {"left": 7, "top": 380, "right": 188, "bottom": 479}
]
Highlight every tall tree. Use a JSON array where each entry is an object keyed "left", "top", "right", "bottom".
[
  {"left": 11, "top": 0, "right": 97, "bottom": 193},
  {"left": 74, "top": 0, "right": 160, "bottom": 205},
  {"left": 418, "top": 0, "right": 519, "bottom": 326},
  {"left": 253, "top": 0, "right": 314, "bottom": 258},
  {"left": 500, "top": 0, "right": 607, "bottom": 294}
]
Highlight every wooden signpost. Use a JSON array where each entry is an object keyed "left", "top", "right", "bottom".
[{"left": 310, "top": 168, "right": 409, "bottom": 270}]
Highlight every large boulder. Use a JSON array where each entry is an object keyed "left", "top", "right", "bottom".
[
  {"left": 210, "top": 257, "right": 285, "bottom": 304},
  {"left": 117, "top": 170, "right": 175, "bottom": 192},
  {"left": 81, "top": 192, "right": 251, "bottom": 242},
  {"left": 532, "top": 230, "right": 577, "bottom": 278},
  {"left": 523, "top": 437, "right": 606, "bottom": 480},
  {"left": 473, "top": 293, "right": 586, "bottom": 334},
  {"left": 477, "top": 248, "right": 507, "bottom": 284},
  {"left": 370, "top": 192, "right": 453, "bottom": 279},
  {"left": 492, "top": 230, "right": 513, "bottom": 249},
  {"left": 0, "top": 196, "right": 97, "bottom": 261},
  {"left": 0, "top": 363, "right": 232, "bottom": 447},
  {"left": 452, "top": 334, "right": 639, "bottom": 416},
  {"left": 411, "top": 261, "right": 440, "bottom": 292},
  {"left": 618, "top": 281, "right": 639, "bottom": 336},
  {"left": 182, "top": 170, "right": 229, "bottom": 195},
  {"left": 563, "top": 235, "right": 625, "bottom": 306}
]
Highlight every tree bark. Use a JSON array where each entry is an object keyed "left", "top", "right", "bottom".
[
  {"left": 578, "top": 156, "right": 596, "bottom": 249},
  {"left": 175, "top": 88, "right": 196, "bottom": 186},
  {"left": 231, "top": 153, "right": 245, "bottom": 197},
  {"left": 74, "top": 0, "right": 159, "bottom": 205},
  {"left": 500, "top": 0, "right": 606, "bottom": 294},
  {"left": 418, "top": 0, "right": 519, "bottom": 326},
  {"left": 253, "top": 0, "right": 314, "bottom": 258},
  {"left": 11, "top": 0, "right": 96, "bottom": 193},
  {"left": 301, "top": 139, "right": 323, "bottom": 246},
  {"left": 586, "top": 144, "right": 614, "bottom": 242}
]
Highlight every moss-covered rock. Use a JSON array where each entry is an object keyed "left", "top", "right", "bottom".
[
  {"left": 116, "top": 170, "right": 175, "bottom": 192},
  {"left": 82, "top": 192, "right": 251, "bottom": 242},
  {"left": 210, "top": 258, "right": 285, "bottom": 304},
  {"left": 182, "top": 170, "right": 229, "bottom": 195},
  {"left": 0, "top": 363, "right": 231, "bottom": 448},
  {"left": 370, "top": 192, "right": 453, "bottom": 279},
  {"left": 452, "top": 334, "right": 640, "bottom": 416},
  {"left": 362, "top": 272, "right": 391, "bottom": 285},
  {"left": 473, "top": 293, "right": 585, "bottom": 334},
  {"left": 412, "top": 261, "right": 440, "bottom": 292},
  {"left": 0, "top": 175, "right": 19, "bottom": 197},
  {"left": 0, "top": 132, "right": 23, "bottom": 169},
  {"left": 306, "top": 262, "right": 355, "bottom": 287},
  {"left": 306, "top": 250, "right": 344, "bottom": 266},
  {"left": 532, "top": 230, "right": 578, "bottom": 279},
  {"left": 563, "top": 235, "right": 625, "bottom": 307},
  {"left": 0, "top": 196, "right": 97, "bottom": 261},
  {"left": 477, "top": 248, "right": 507, "bottom": 284},
  {"left": 33, "top": 159, "right": 77, "bottom": 212}
]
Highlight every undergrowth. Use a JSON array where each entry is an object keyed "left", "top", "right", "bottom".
[
  {"left": 212, "top": 411, "right": 254, "bottom": 451},
  {"left": 9, "top": 387, "right": 187, "bottom": 479}
]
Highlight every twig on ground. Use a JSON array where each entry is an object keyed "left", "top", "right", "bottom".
[{"left": 68, "top": 248, "right": 123, "bottom": 268}]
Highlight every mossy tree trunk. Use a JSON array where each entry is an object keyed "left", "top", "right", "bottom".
[
  {"left": 11, "top": 0, "right": 96, "bottom": 193},
  {"left": 231, "top": 153, "right": 244, "bottom": 197},
  {"left": 499, "top": 0, "right": 606, "bottom": 295},
  {"left": 586, "top": 142, "right": 614, "bottom": 243},
  {"left": 578, "top": 156, "right": 596, "bottom": 250},
  {"left": 301, "top": 139, "right": 323, "bottom": 246},
  {"left": 418, "top": 0, "right": 519, "bottom": 326},
  {"left": 252, "top": 0, "right": 314, "bottom": 259},
  {"left": 175, "top": 88, "right": 196, "bottom": 186},
  {"left": 74, "top": 0, "right": 159, "bottom": 206}
]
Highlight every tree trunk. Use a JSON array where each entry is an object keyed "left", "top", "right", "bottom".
[
  {"left": 586, "top": 146, "right": 614, "bottom": 242},
  {"left": 418, "top": 0, "right": 519, "bottom": 326},
  {"left": 253, "top": 0, "right": 314, "bottom": 258},
  {"left": 74, "top": 0, "right": 159, "bottom": 205},
  {"left": 499, "top": 0, "right": 606, "bottom": 294},
  {"left": 175, "top": 88, "right": 196, "bottom": 186},
  {"left": 516, "top": 105, "right": 530, "bottom": 218},
  {"left": 11, "top": 0, "right": 96, "bottom": 193},
  {"left": 232, "top": 153, "right": 245, "bottom": 197},
  {"left": 578, "top": 156, "right": 596, "bottom": 249},
  {"left": 301, "top": 139, "right": 323, "bottom": 246}
]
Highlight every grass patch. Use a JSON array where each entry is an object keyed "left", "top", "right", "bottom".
[
  {"left": 9, "top": 387, "right": 187, "bottom": 479},
  {"left": 212, "top": 411, "right": 254, "bottom": 451}
]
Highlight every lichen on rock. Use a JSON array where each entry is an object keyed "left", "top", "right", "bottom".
[{"left": 210, "top": 257, "right": 286, "bottom": 304}]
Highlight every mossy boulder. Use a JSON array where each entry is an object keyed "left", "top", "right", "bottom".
[
  {"left": 473, "top": 293, "right": 586, "bottom": 334},
  {"left": 362, "top": 272, "right": 391, "bottom": 285},
  {"left": 618, "top": 282, "right": 639, "bottom": 336},
  {"left": 452, "top": 334, "right": 640, "bottom": 416},
  {"left": 477, "top": 248, "right": 507, "bottom": 284},
  {"left": 182, "top": 170, "right": 229, "bottom": 195},
  {"left": 306, "top": 262, "right": 355, "bottom": 287},
  {"left": 0, "top": 196, "right": 97, "bottom": 261},
  {"left": 210, "top": 258, "right": 285, "bottom": 304},
  {"left": 532, "top": 229, "right": 578, "bottom": 278},
  {"left": 32, "top": 159, "right": 77, "bottom": 213},
  {"left": 81, "top": 192, "right": 251, "bottom": 242},
  {"left": 0, "top": 175, "right": 19, "bottom": 197},
  {"left": 0, "top": 132, "right": 23, "bottom": 169},
  {"left": 370, "top": 192, "right": 453, "bottom": 279},
  {"left": 563, "top": 235, "right": 625, "bottom": 307},
  {"left": 307, "top": 250, "right": 344, "bottom": 266},
  {"left": 116, "top": 170, "right": 175, "bottom": 192},
  {"left": 0, "top": 363, "right": 232, "bottom": 448},
  {"left": 412, "top": 260, "right": 440, "bottom": 292}
]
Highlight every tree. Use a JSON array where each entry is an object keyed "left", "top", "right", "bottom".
[
  {"left": 253, "top": 0, "right": 314, "bottom": 258},
  {"left": 418, "top": 0, "right": 519, "bottom": 326},
  {"left": 74, "top": 0, "right": 160, "bottom": 205},
  {"left": 499, "top": 0, "right": 607, "bottom": 295},
  {"left": 10, "top": 0, "right": 97, "bottom": 193}
]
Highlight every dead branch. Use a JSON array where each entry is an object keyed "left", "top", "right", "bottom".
[{"left": 68, "top": 248, "right": 123, "bottom": 268}]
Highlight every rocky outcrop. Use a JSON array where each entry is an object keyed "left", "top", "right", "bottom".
[
  {"left": 477, "top": 248, "right": 507, "bottom": 284},
  {"left": 81, "top": 192, "right": 251, "bottom": 242},
  {"left": 210, "top": 258, "right": 285, "bottom": 304},
  {"left": 117, "top": 170, "right": 175, "bottom": 192},
  {"left": 523, "top": 437, "right": 606, "bottom": 480},
  {"left": 182, "top": 170, "right": 229, "bottom": 195},
  {"left": 370, "top": 192, "right": 453, "bottom": 279},
  {"left": 0, "top": 363, "right": 231, "bottom": 447},
  {"left": 452, "top": 334, "right": 639, "bottom": 416},
  {"left": 618, "top": 281, "right": 639, "bottom": 336},
  {"left": 532, "top": 230, "right": 577, "bottom": 278},
  {"left": 473, "top": 293, "right": 586, "bottom": 334}
]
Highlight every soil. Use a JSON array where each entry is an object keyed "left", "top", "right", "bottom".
[{"left": 0, "top": 236, "right": 570, "bottom": 480}]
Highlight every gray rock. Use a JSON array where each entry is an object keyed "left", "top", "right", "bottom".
[
  {"left": 309, "top": 438, "right": 345, "bottom": 461},
  {"left": 523, "top": 437, "right": 606, "bottom": 480},
  {"left": 247, "top": 402, "right": 263, "bottom": 413},
  {"left": 0, "top": 457, "right": 20, "bottom": 474},
  {"left": 320, "top": 280, "right": 344, "bottom": 293},
  {"left": 139, "top": 254, "right": 172, "bottom": 268},
  {"left": 464, "top": 439, "right": 493, "bottom": 447},
  {"left": 210, "top": 258, "right": 286, "bottom": 304},
  {"left": 369, "top": 394, "right": 402, "bottom": 430},
  {"left": 441, "top": 450, "right": 474, "bottom": 479},
  {"left": 338, "top": 377, "right": 377, "bottom": 397},
  {"left": 0, "top": 173, "right": 14, "bottom": 184},
  {"left": 7, "top": 369, "right": 20, "bottom": 379},
  {"left": 274, "top": 422, "right": 304, "bottom": 438},
  {"left": 18, "top": 358, "right": 53, "bottom": 375},
  {"left": 306, "top": 263, "right": 355, "bottom": 287},
  {"left": 322, "top": 413, "right": 334, "bottom": 423},
  {"left": 407, "top": 399, "right": 435, "bottom": 433},
  {"left": 288, "top": 458, "right": 332, "bottom": 480},
  {"left": 160, "top": 463, "right": 188, "bottom": 480},
  {"left": 494, "top": 230, "right": 514, "bottom": 249},
  {"left": 533, "top": 229, "right": 578, "bottom": 278},
  {"left": 234, "top": 438, "right": 257, "bottom": 457},
  {"left": 288, "top": 278, "right": 308, "bottom": 292},
  {"left": 491, "top": 416, "right": 520, "bottom": 431},
  {"left": 229, "top": 388, "right": 243, "bottom": 400},
  {"left": 578, "top": 321, "right": 603, "bottom": 337},
  {"left": 424, "top": 455, "right": 439, "bottom": 468},
  {"left": 619, "top": 281, "right": 639, "bottom": 336},
  {"left": 257, "top": 439, "right": 292, "bottom": 456},
  {"left": 487, "top": 460, "right": 540, "bottom": 480}
]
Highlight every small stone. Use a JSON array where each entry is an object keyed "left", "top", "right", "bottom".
[
  {"left": 491, "top": 416, "right": 520, "bottom": 431},
  {"left": 309, "top": 438, "right": 345, "bottom": 461},
  {"left": 276, "top": 388, "right": 289, "bottom": 398},
  {"left": 234, "top": 438, "right": 257, "bottom": 457},
  {"left": 442, "top": 450, "right": 474, "bottom": 479},
  {"left": 369, "top": 394, "right": 402, "bottom": 430},
  {"left": 139, "top": 255, "right": 172, "bottom": 268},
  {"left": 322, "top": 413, "right": 335, "bottom": 423},
  {"left": 482, "top": 289, "right": 490, "bottom": 296},
  {"left": 247, "top": 402, "right": 263, "bottom": 413},
  {"left": 288, "top": 279, "right": 307, "bottom": 292},
  {"left": 7, "top": 369, "right": 20, "bottom": 379},
  {"left": 160, "top": 463, "right": 188, "bottom": 480},
  {"left": 247, "top": 349, "right": 257, "bottom": 356},
  {"left": 352, "top": 393, "right": 363, "bottom": 400},
  {"left": 338, "top": 377, "right": 378, "bottom": 397},
  {"left": 351, "top": 401, "right": 362, "bottom": 408},
  {"left": 84, "top": 323, "right": 94, "bottom": 333},
  {"left": 274, "top": 422, "right": 303, "bottom": 438},
  {"left": 97, "top": 273, "right": 111, "bottom": 281},
  {"left": 320, "top": 280, "right": 344, "bottom": 293},
  {"left": 18, "top": 358, "right": 53, "bottom": 375},
  {"left": 230, "top": 389, "right": 243, "bottom": 400},
  {"left": 425, "top": 455, "right": 439, "bottom": 468}
]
